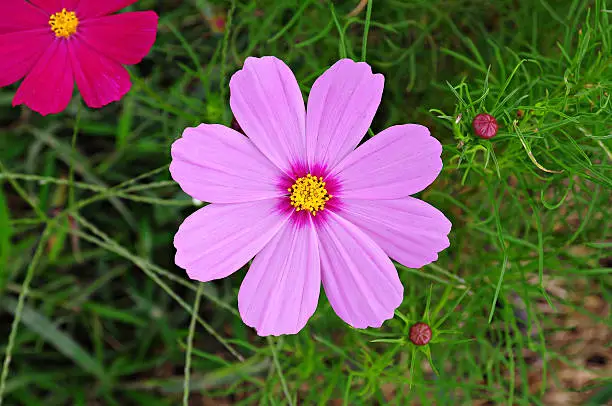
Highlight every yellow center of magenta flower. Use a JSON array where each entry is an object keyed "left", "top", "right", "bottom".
[
  {"left": 288, "top": 174, "right": 332, "bottom": 215},
  {"left": 49, "top": 9, "right": 79, "bottom": 38}
]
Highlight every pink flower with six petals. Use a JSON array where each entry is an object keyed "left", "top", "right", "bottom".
[
  {"left": 171, "top": 57, "right": 451, "bottom": 336},
  {"left": 1, "top": 0, "right": 158, "bottom": 115}
]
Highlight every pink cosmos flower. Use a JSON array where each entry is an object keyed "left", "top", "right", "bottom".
[
  {"left": 1, "top": 0, "right": 158, "bottom": 115},
  {"left": 170, "top": 57, "right": 452, "bottom": 336}
]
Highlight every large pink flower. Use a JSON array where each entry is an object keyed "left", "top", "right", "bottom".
[
  {"left": 171, "top": 57, "right": 451, "bottom": 336},
  {"left": 1, "top": 0, "right": 158, "bottom": 115}
]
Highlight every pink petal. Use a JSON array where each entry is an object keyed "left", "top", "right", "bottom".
[
  {"left": 170, "top": 124, "right": 285, "bottom": 204},
  {"left": 306, "top": 59, "right": 384, "bottom": 170},
  {"left": 174, "top": 199, "right": 291, "bottom": 282},
  {"left": 13, "top": 40, "right": 74, "bottom": 116},
  {"left": 79, "top": 11, "right": 158, "bottom": 65},
  {"left": 332, "top": 124, "right": 443, "bottom": 199},
  {"left": 337, "top": 197, "right": 451, "bottom": 269},
  {"left": 0, "top": 30, "right": 52, "bottom": 87},
  {"left": 27, "top": 0, "right": 62, "bottom": 14},
  {"left": 76, "top": 0, "right": 138, "bottom": 18},
  {"left": 0, "top": 1, "right": 48, "bottom": 34},
  {"left": 238, "top": 220, "right": 320, "bottom": 336},
  {"left": 28, "top": 0, "right": 81, "bottom": 13},
  {"left": 229, "top": 56, "right": 306, "bottom": 174},
  {"left": 68, "top": 39, "right": 131, "bottom": 108},
  {"left": 63, "top": 0, "right": 80, "bottom": 10},
  {"left": 318, "top": 212, "right": 403, "bottom": 329}
]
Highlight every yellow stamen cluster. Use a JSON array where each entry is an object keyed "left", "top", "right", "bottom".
[
  {"left": 49, "top": 8, "right": 79, "bottom": 38},
  {"left": 288, "top": 174, "right": 332, "bottom": 216}
]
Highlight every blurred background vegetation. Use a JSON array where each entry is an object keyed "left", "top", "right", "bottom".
[{"left": 0, "top": 0, "right": 610, "bottom": 404}]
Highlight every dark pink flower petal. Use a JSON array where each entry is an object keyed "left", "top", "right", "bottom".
[
  {"left": 336, "top": 197, "right": 451, "bottom": 269},
  {"left": 230, "top": 56, "right": 306, "bottom": 174},
  {"left": 318, "top": 212, "right": 403, "bottom": 329},
  {"left": 76, "top": 0, "right": 138, "bottom": 18},
  {"left": 174, "top": 200, "right": 291, "bottom": 282},
  {"left": 28, "top": 0, "right": 80, "bottom": 14},
  {"left": 332, "top": 124, "right": 442, "bottom": 199},
  {"left": 68, "top": 40, "right": 131, "bottom": 108},
  {"left": 0, "top": 1, "right": 48, "bottom": 34},
  {"left": 27, "top": 0, "right": 63, "bottom": 14},
  {"left": 238, "top": 220, "right": 320, "bottom": 336},
  {"left": 170, "top": 124, "right": 285, "bottom": 204},
  {"left": 0, "top": 30, "right": 52, "bottom": 87},
  {"left": 306, "top": 59, "right": 384, "bottom": 170},
  {"left": 79, "top": 11, "right": 158, "bottom": 65},
  {"left": 13, "top": 41, "right": 74, "bottom": 116},
  {"left": 63, "top": 0, "right": 80, "bottom": 10}
]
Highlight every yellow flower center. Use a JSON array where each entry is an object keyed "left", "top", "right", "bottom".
[
  {"left": 288, "top": 174, "right": 332, "bottom": 216},
  {"left": 49, "top": 9, "right": 79, "bottom": 38}
]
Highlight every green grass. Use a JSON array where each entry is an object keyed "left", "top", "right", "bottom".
[{"left": 1, "top": 0, "right": 611, "bottom": 404}]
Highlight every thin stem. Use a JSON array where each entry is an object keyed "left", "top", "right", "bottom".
[
  {"left": 268, "top": 337, "right": 293, "bottom": 406},
  {"left": 361, "top": 0, "right": 373, "bottom": 61},
  {"left": 183, "top": 283, "right": 204, "bottom": 406},
  {"left": 0, "top": 225, "right": 52, "bottom": 405}
]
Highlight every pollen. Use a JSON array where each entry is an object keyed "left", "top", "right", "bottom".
[
  {"left": 288, "top": 174, "right": 332, "bottom": 216},
  {"left": 49, "top": 9, "right": 79, "bottom": 38}
]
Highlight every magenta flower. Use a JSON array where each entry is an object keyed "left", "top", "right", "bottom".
[
  {"left": 0, "top": 0, "right": 158, "bottom": 116},
  {"left": 171, "top": 57, "right": 451, "bottom": 336}
]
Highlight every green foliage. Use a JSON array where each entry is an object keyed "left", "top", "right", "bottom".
[{"left": 0, "top": 0, "right": 610, "bottom": 404}]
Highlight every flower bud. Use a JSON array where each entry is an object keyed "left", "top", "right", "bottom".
[
  {"left": 409, "top": 322, "right": 432, "bottom": 346},
  {"left": 472, "top": 113, "right": 498, "bottom": 139}
]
